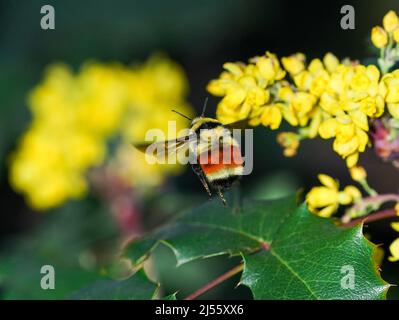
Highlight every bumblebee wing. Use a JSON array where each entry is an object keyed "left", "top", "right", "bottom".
[
  {"left": 133, "top": 134, "right": 195, "bottom": 162},
  {"left": 224, "top": 119, "right": 251, "bottom": 130}
]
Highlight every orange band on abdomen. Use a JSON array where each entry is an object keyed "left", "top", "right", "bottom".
[{"left": 199, "top": 146, "right": 243, "bottom": 175}]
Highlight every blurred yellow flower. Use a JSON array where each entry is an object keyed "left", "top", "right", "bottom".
[
  {"left": 393, "top": 28, "right": 399, "bottom": 43},
  {"left": 389, "top": 222, "right": 399, "bottom": 262},
  {"left": 349, "top": 165, "right": 367, "bottom": 182},
  {"left": 389, "top": 238, "right": 399, "bottom": 262},
  {"left": 383, "top": 10, "right": 399, "bottom": 33},
  {"left": 277, "top": 132, "right": 300, "bottom": 157},
  {"left": 371, "top": 26, "right": 388, "bottom": 48},
  {"left": 306, "top": 174, "right": 361, "bottom": 217},
  {"left": 10, "top": 55, "right": 192, "bottom": 210}
]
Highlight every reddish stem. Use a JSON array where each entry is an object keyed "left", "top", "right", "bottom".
[
  {"left": 349, "top": 194, "right": 399, "bottom": 212},
  {"left": 342, "top": 208, "right": 397, "bottom": 228},
  {"left": 183, "top": 241, "right": 271, "bottom": 300},
  {"left": 183, "top": 263, "right": 244, "bottom": 300}
]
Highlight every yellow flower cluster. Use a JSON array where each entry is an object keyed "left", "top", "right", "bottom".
[
  {"left": 371, "top": 11, "right": 399, "bottom": 74},
  {"left": 10, "top": 56, "right": 192, "bottom": 210},
  {"left": 208, "top": 48, "right": 399, "bottom": 166},
  {"left": 371, "top": 11, "right": 399, "bottom": 48},
  {"left": 278, "top": 53, "right": 390, "bottom": 167},
  {"left": 207, "top": 52, "right": 285, "bottom": 127},
  {"left": 306, "top": 174, "right": 361, "bottom": 217}
]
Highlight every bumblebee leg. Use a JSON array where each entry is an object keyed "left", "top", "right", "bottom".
[
  {"left": 217, "top": 188, "right": 227, "bottom": 207},
  {"left": 190, "top": 164, "right": 212, "bottom": 197},
  {"left": 198, "top": 174, "right": 212, "bottom": 197}
]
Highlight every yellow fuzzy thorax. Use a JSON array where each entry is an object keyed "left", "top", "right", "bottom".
[{"left": 190, "top": 117, "right": 221, "bottom": 132}]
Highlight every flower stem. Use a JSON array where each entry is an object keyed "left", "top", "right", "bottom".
[
  {"left": 359, "top": 179, "right": 377, "bottom": 196},
  {"left": 342, "top": 208, "right": 397, "bottom": 228},
  {"left": 183, "top": 263, "right": 244, "bottom": 300},
  {"left": 342, "top": 193, "right": 399, "bottom": 222}
]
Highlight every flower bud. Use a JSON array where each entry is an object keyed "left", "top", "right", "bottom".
[
  {"left": 393, "top": 28, "right": 399, "bottom": 43},
  {"left": 349, "top": 165, "right": 367, "bottom": 181},
  {"left": 281, "top": 53, "right": 305, "bottom": 75},
  {"left": 383, "top": 10, "right": 399, "bottom": 32},
  {"left": 371, "top": 26, "right": 388, "bottom": 48}
]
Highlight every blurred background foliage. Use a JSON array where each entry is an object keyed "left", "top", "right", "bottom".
[{"left": 0, "top": 0, "right": 399, "bottom": 299}]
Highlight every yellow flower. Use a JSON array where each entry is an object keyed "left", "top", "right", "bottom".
[
  {"left": 387, "top": 221, "right": 399, "bottom": 262},
  {"left": 345, "top": 153, "right": 359, "bottom": 168},
  {"left": 388, "top": 237, "right": 399, "bottom": 262},
  {"left": 260, "top": 105, "right": 283, "bottom": 129},
  {"left": 393, "top": 28, "right": 399, "bottom": 43},
  {"left": 277, "top": 132, "right": 300, "bottom": 157},
  {"left": 291, "top": 55, "right": 333, "bottom": 97},
  {"left": 318, "top": 115, "right": 368, "bottom": 167},
  {"left": 255, "top": 52, "right": 286, "bottom": 82},
  {"left": 306, "top": 174, "right": 361, "bottom": 217},
  {"left": 323, "top": 53, "right": 339, "bottom": 73},
  {"left": 291, "top": 92, "right": 317, "bottom": 126},
  {"left": 383, "top": 10, "right": 399, "bottom": 32},
  {"left": 371, "top": 26, "right": 388, "bottom": 48},
  {"left": 281, "top": 53, "right": 306, "bottom": 75},
  {"left": 343, "top": 185, "right": 362, "bottom": 200},
  {"left": 349, "top": 165, "right": 367, "bottom": 181},
  {"left": 380, "top": 70, "right": 399, "bottom": 118},
  {"left": 276, "top": 86, "right": 318, "bottom": 127}
]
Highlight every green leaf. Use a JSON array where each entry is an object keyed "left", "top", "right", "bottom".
[
  {"left": 240, "top": 205, "right": 389, "bottom": 299},
  {"left": 125, "top": 196, "right": 390, "bottom": 300},
  {"left": 125, "top": 196, "right": 296, "bottom": 265},
  {"left": 70, "top": 269, "right": 158, "bottom": 300},
  {"left": 162, "top": 293, "right": 178, "bottom": 300}
]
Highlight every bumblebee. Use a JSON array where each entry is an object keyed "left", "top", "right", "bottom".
[{"left": 134, "top": 101, "right": 247, "bottom": 205}]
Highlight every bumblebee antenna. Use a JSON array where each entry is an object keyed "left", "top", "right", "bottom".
[
  {"left": 201, "top": 97, "right": 209, "bottom": 117},
  {"left": 171, "top": 109, "right": 192, "bottom": 121}
]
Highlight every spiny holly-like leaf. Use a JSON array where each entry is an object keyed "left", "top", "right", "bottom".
[
  {"left": 163, "top": 293, "right": 178, "bottom": 300},
  {"left": 125, "top": 197, "right": 296, "bottom": 265},
  {"left": 124, "top": 196, "right": 390, "bottom": 299},
  {"left": 240, "top": 205, "right": 389, "bottom": 299},
  {"left": 70, "top": 269, "right": 158, "bottom": 300}
]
